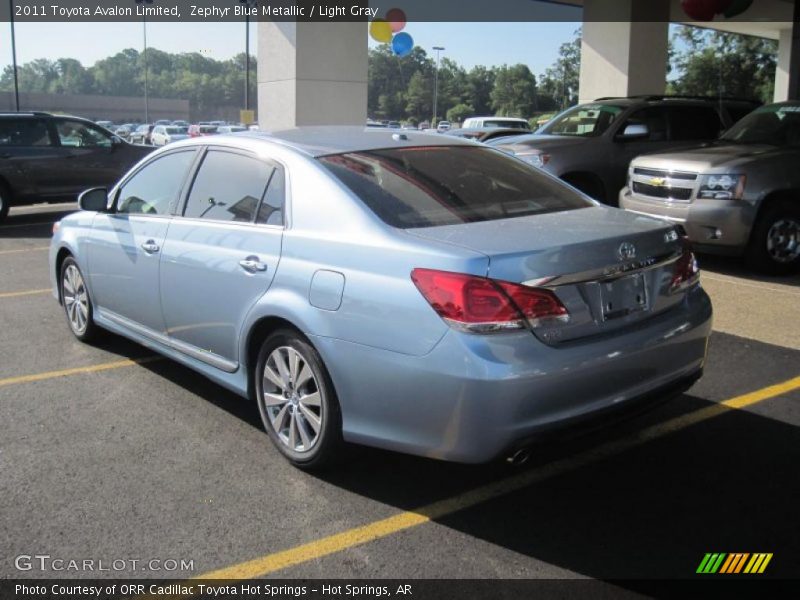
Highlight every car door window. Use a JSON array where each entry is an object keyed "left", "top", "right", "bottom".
[
  {"left": 620, "top": 107, "right": 669, "bottom": 141},
  {"left": 0, "top": 119, "right": 51, "bottom": 146},
  {"left": 183, "top": 150, "right": 273, "bottom": 222},
  {"left": 116, "top": 150, "right": 196, "bottom": 215},
  {"left": 669, "top": 106, "right": 724, "bottom": 141},
  {"left": 256, "top": 166, "right": 285, "bottom": 226},
  {"left": 55, "top": 120, "right": 113, "bottom": 148}
]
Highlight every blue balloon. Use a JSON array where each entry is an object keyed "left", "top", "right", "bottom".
[{"left": 392, "top": 32, "right": 414, "bottom": 57}]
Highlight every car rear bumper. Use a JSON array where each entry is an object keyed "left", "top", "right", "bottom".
[
  {"left": 619, "top": 186, "right": 755, "bottom": 254},
  {"left": 313, "top": 285, "right": 712, "bottom": 463}
]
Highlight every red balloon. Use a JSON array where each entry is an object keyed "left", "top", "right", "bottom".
[
  {"left": 386, "top": 8, "right": 406, "bottom": 33},
  {"left": 681, "top": 0, "right": 716, "bottom": 21}
]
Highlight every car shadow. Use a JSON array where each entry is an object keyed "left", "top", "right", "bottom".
[
  {"left": 0, "top": 206, "right": 76, "bottom": 239},
  {"left": 697, "top": 252, "right": 800, "bottom": 288},
  {"left": 133, "top": 350, "right": 799, "bottom": 583}
]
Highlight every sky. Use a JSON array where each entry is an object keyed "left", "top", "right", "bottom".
[{"left": 0, "top": 21, "right": 580, "bottom": 77}]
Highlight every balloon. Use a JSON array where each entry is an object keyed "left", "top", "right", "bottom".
[
  {"left": 386, "top": 8, "right": 407, "bottom": 33},
  {"left": 681, "top": 0, "right": 716, "bottom": 21},
  {"left": 723, "top": 0, "right": 753, "bottom": 18},
  {"left": 391, "top": 32, "right": 414, "bottom": 58},
  {"left": 369, "top": 19, "right": 393, "bottom": 44}
]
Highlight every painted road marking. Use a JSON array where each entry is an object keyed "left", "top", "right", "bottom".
[
  {"left": 0, "top": 288, "right": 51, "bottom": 299},
  {"left": 0, "top": 246, "right": 49, "bottom": 255},
  {"left": 0, "top": 356, "right": 162, "bottom": 388},
  {"left": 194, "top": 375, "right": 800, "bottom": 580}
]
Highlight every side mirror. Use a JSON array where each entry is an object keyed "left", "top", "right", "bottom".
[
  {"left": 618, "top": 123, "right": 650, "bottom": 140},
  {"left": 78, "top": 187, "right": 109, "bottom": 212}
]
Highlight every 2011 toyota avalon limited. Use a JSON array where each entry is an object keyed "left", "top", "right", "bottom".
[{"left": 49, "top": 128, "right": 712, "bottom": 468}]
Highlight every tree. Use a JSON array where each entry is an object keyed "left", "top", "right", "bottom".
[
  {"left": 491, "top": 64, "right": 537, "bottom": 118},
  {"left": 537, "top": 29, "right": 581, "bottom": 111},
  {"left": 669, "top": 25, "right": 777, "bottom": 103},
  {"left": 466, "top": 65, "right": 496, "bottom": 115},
  {"left": 446, "top": 103, "right": 474, "bottom": 124},
  {"left": 405, "top": 71, "right": 433, "bottom": 122}
]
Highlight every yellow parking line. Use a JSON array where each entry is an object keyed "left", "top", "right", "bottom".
[
  {"left": 0, "top": 288, "right": 51, "bottom": 299},
  {"left": 195, "top": 375, "right": 800, "bottom": 581},
  {"left": 0, "top": 356, "right": 162, "bottom": 388},
  {"left": 0, "top": 246, "right": 49, "bottom": 255}
]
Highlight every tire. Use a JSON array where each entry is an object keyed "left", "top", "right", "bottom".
[
  {"left": 0, "top": 181, "right": 11, "bottom": 224},
  {"left": 254, "top": 329, "right": 343, "bottom": 469},
  {"left": 746, "top": 200, "right": 800, "bottom": 275},
  {"left": 60, "top": 257, "right": 100, "bottom": 342}
]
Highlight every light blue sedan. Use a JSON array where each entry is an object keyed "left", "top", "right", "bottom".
[{"left": 49, "top": 128, "right": 712, "bottom": 468}]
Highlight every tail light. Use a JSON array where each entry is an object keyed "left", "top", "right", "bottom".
[
  {"left": 670, "top": 241, "right": 700, "bottom": 292},
  {"left": 411, "top": 268, "right": 569, "bottom": 334}
]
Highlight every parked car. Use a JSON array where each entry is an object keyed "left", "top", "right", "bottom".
[
  {"left": 462, "top": 117, "right": 531, "bottom": 130},
  {"left": 489, "top": 96, "right": 760, "bottom": 205},
  {"left": 188, "top": 124, "right": 219, "bottom": 137},
  {"left": 620, "top": 101, "right": 800, "bottom": 274},
  {"left": 114, "top": 124, "right": 136, "bottom": 141},
  {"left": 0, "top": 112, "right": 152, "bottom": 222},
  {"left": 436, "top": 121, "right": 452, "bottom": 132},
  {"left": 95, "top": 120, "right": 115, "bottom": 131},
  {"left": 172, "top": 120, "right": 190, "bottom": 128},
  {"left": 130, "top": 124, "right": 155, "bottom": 145},
  {"left": 151, "top": 125, "right": 190, "bottom": 146},
  {"left": 446, "top": 126, "right": 532, "bottom": 143},
  {"left": 154, "top": 119, "right": 172, "bottom": 127},
  {"left": 216, "top": 126, "right": 248, "bottom": 134},
  {"left": 49, "top": 128, "right": 711, "bottom": 467}
]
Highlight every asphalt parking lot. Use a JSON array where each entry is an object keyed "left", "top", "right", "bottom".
[{"left": 1, "top": 203, "right": 799, "bottom": 585}]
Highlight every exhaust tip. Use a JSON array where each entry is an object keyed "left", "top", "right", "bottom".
[{"left": 506, "top": 449, "right": 531, "bottom": 466}]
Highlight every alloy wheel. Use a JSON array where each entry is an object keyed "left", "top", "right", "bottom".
[
  {"left": 766, "top": 218, "right": 800, "bottom": 264},
  {"left": 262, "top": 346, "right": 323, "bottom": 453},
  {"left": 63, "top": 264, "right": 89, "bottom": 334}
]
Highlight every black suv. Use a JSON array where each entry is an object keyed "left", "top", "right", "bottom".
[
  {"left": 0, "top": 112, "right": 153, "bottom": 222},
  {"left": 489, "top": 95, "right": 761, "bottom": 205}
]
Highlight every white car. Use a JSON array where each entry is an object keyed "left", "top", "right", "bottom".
[
  {"left": 151, "top": 126, "right": 190, "bottom": 146},
  {"left": 462, "top": 117, "right": 530, "bottom": 130}
]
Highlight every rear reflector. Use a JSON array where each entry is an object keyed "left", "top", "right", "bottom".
[{"left": 411, "top": 268, "right": 569, "bottom": 334}]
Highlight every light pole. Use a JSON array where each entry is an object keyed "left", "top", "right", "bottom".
[
  {"left": 9, "top": 0, "right": 19, "bottom": 110},
  {"left": 241, "top": 0, "right": 258, "bottom": 114},
  {"left": 143, "top": 16, "right": 149, "bottom": 123},
  {"left": 432, "top": 46, "right": 445, "bottom": 126}
]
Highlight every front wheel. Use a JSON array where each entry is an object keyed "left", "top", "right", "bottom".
[
  {"left": 746, "top": 201, "right": 800, "bottom": 275},
  {"left": 254, "top": 329, "right": 343, "bottom": 469},
  {"left": 60, "top": 257, "right": 100, "bottom": 342}
]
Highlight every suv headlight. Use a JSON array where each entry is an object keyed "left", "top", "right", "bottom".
[
  {"left": 697, "top": 174, "right": 746, "bottom": 200},
  {"left": 516, "top": 152, "right": 550, "bottom": 168}
]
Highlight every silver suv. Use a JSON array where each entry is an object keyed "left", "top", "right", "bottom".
[{"left": 620, "top": 102, "right": 800, "bottom": 274}]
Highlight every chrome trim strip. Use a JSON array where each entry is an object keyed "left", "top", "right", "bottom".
[
  {"left": 101, "top": 309, "right": 239, "bottom": 373},
  {"left": 523, "top": 250, "right": 682, "bottom": 288}
]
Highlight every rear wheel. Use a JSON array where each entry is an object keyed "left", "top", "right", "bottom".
[
  {"left": 254, "top": 329, "right": 343, "bottom": 469},
  {"left": 746, "top": 201, "right": 800, "bottom": 275},
  {"left": 60, "top": 257, "right": 100, "bottom": 342},
  {"left": 0, "top": 182, "right": 10, "bottom": 223}
]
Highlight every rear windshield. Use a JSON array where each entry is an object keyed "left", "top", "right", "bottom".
[{"left": 318, "top": 146, "right": 591, "bottom": 229}]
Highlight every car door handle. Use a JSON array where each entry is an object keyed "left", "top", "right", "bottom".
[
  {"left": 141, "top": 240, "right": 160, "bottom": 254},
  {"left": 239, "top": 256, "right": 267, "bottom": 273}
]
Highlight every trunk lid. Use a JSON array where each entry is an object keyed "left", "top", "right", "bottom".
[{"left": 407, "top": 206, "right": 688, "bottom": 344}]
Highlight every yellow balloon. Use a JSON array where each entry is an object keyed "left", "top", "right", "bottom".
[{"left": 369, "top": 19, "right": 393, "bottom": 44}]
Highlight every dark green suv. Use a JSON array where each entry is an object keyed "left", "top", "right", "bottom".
[{"left": 0, "top": 112, "right": 153, "bottom": 223}]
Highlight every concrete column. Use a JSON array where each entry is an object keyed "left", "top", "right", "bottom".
[
  {"left": 257, "top": 21, "right": 367, "bottom": 130},
  {"left": 578, "top": 0, "right": 670, "bottom": 103},
  {"left": 774, "top": 19, "right": 799, "bottom": 101}
]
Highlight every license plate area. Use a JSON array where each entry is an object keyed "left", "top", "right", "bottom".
[{"left": 600, "top": 273, "right": 648, "bottom": 321}]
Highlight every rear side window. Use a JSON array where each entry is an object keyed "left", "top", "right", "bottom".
[
  {"left": 318, "top": 146, "right": 591, "bottom": 229},
  {"left": 669, "top": 106, "right": 723, "bottom": 141},
  {"left": 256, "top": 166, "right": 285, "bottom": 226},
  {"left": 117, "top": 150, "right": 196, "bottom": 215},
  {"left": 0, "top": 119, "right": 51, "bottom": 146},
  {"left": 183, "top": 150, "right": 273, "bottom": 222}
]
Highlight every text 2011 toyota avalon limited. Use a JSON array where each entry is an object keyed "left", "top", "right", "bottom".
[{"left": 49, "top": 128, "right": 712, "bottom": 468}]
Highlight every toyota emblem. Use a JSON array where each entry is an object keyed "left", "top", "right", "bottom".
[{"left": 617, "top": 242, "right": 637, "bottom": 261}]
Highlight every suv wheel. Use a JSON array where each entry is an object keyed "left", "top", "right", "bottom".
[
  {"left": 0, "top": 182, "right": 10, "bottom": 223},
  {"left": 254, "top": 329, "right": 343, "bottom": 469},
  {"left": 747, "top": 201, "right": 800, "bottom": 275}
]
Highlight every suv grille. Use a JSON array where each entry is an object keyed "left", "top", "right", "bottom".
[{"left": 631, "top": 168, "right": 697, "bottom": 203}]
